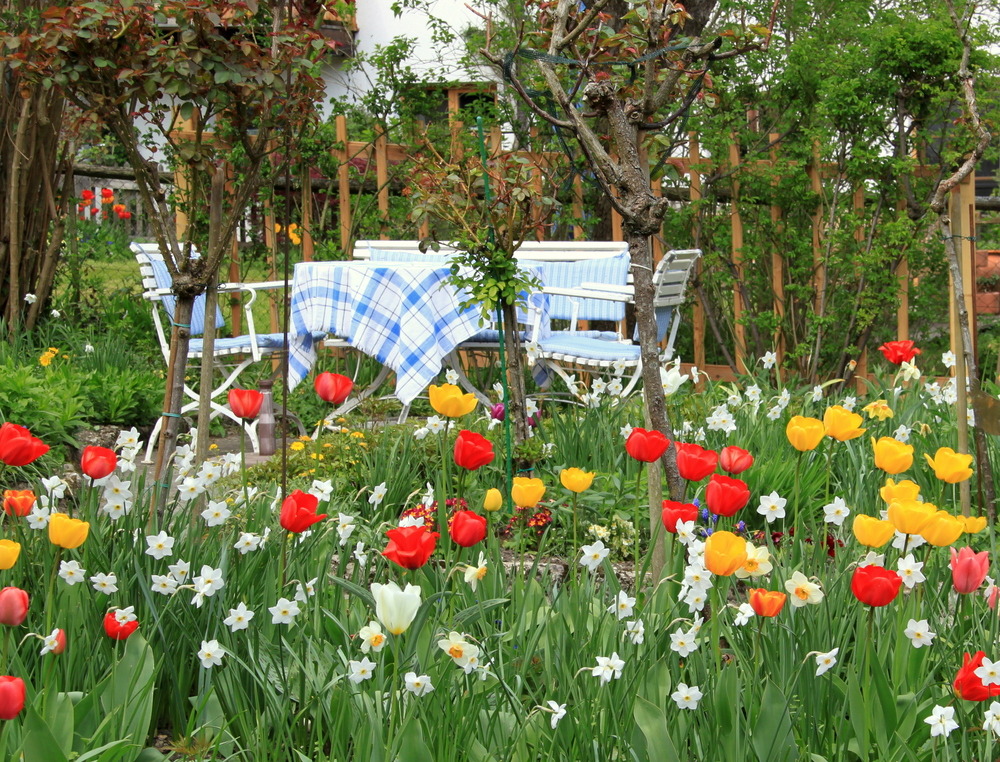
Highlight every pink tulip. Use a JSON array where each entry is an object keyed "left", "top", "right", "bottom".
[{"left": 951, "top": 546, "right": 990, "bottom": 594}]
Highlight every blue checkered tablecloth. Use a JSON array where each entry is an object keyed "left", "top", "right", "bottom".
[{"left": 289, "top": 261, "right": 545, "bottom": 405}]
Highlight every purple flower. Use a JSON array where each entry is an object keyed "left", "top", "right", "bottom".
[{"left": 490, "top": 403, "right": 505, "bottom": 422}]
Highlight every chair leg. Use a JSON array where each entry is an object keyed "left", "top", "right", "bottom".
[{"left": 444, "top": 351, "right": 491, "bottom": 407}]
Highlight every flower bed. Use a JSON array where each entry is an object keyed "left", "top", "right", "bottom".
[{"left": 0, "top": 353, "right": 996, "bottom": 760}]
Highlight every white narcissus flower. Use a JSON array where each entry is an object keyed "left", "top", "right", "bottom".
[
  {"left": 660, "top": 363, "right": 688, "bottom": 396},
  {"left": 168, "top": 560, "right": 190, "bottom": 583},
  {"left": 113, "top": 606, "right": 137, "bottom": 624},
  {"left": 810, "top": 385, "right": 823, "bottom": 402},
  {"left": 671, "top": 682, "right": 703, "bottom": 710},
  {"left": 984, "top": 701, "right": 1000, "bottom": 737},
  {"left": 898, "top": 360, "right": 920, "bottom": 382},
  {"left": 624, "top": 619, "right": 645, "bottom": 645},
  {"left": 579, "top": 540, "right": 609, "bottom": 573},
  {"left": 924, "top": 705, "right": 958, "bottom": 738},
  {"left": 903, "top": 618, "right": 935, "bottom": 649},
  {"left": 858, "top": 551, "right": 885, "bottom": 568},
  {"left": 337, "top": 513, "right": 356, "bottom": 546},
  {"left": 976, "top": 657, "right": 1000, "bottom": 686},
  {"left": 942, "top": 351, "right": 956, "bottom": 369},
  {"left": 895, "top": 554, "right": 925, "bottom": 589},
  {"left": 198, "top": 639, "right": 226, "bottom": 669},
  {"left": 463, "top": 552, "right": 488, "bottom": 592},
  {"left": 619, "top": 424, "right": 634, "bottom": 440},
  {"left": 669, "top": 627, "right": 699, "bottom": 657},
  {"left": 145, "top": 531, "right": 175, "bottom": 560},
  {"left": 404, "top": 672, "right": 434, "bottom": 696},
  {"left": 445, "top": 368, "right": 460, "bottom": 385},
  {"left": 814, "top": 648, "right": 838, "bottom": 676},
  {"left": 734, "top": 543, "right": 771, "bottom": 579},
  {"left": 58, "top": 560, "right": 86, "bottom": 586},
  {"left": 608, "top": 590, "right": 636, "bottom": 620},
  {"left": 348, "top": 657, "right": 377, "bottom": 684},
  {"left": 90, "top": 572, "right": 118, "bottom": 595},
  {"left": 545, "top": 701, "right": 567, "bottom": 729},
  {"left": 823, "top": 497, "right": 851, "bottom": 527},
  {"left": 268, "top": 597, "right": 301, "bottom": 625},
  {"left": 761, "top": 351, "right": 777, "bottom": 369},
  {"left": 591, "top": 653, "right": 625, "bottom": 684},
  {"left": 371, "top": 582, "right": 421, "bottom": 635},
  {"left": 358, "top": 621, "right": 386, "bottom": 653},
  {"left": 23, "top": 293, "right": 37, "bottom": 304},
  {"left": 733, "top": 603, "right": 755, "bottom": 627},
  {"left": 224, "top": 602, "right": 254, "bottom": 632},
  {"left": 369, "top": 482, "right": 388, "bottom": 506},
  {"left": 437, "top": 632, "right": 480, "bottom": 671},
  {"left": 150, "top": 575, "right": 179, "bottom": 596},
  {"left": 201, "top": 501, "right": 231, "bottom": 527},
  {"left": 785, "top": 571, "right": 824, "bottom": 608},
  {"left": 756, "top": 491, "right": 786, "bottom": 524},
  {"left": 234, "top": 532, "right": 262, "bottom": 554},
  {"left": 39, "top": 629, "right": 63, "bottom": 656}
]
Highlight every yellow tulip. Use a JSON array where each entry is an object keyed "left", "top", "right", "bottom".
[
  {"left": 48, "top": 513, "right": 90, "bottom": 549},
  {"left": 924, "top": 447, "right": 974, "bottom": 484},
  {"left": 862, "top": 399, "right": 894, "bottom": 421},
  {"left": 871, "top": 437, "right": 913, "bottom": 474},
  {"left": 704, "top": 531, "right": 748, "bottom": 576},
  {"left": 919, "top": 511, "right": 965, "bottom": 547},
  {"left": 823, "top": 405, "right": 866, "bottom": 441},
  {"left": 852, "top": 514, "right": 895, "bottom": 548},
  {"left": 886, "top": 499, "right": 937, "bottom": 535},
  {"left": 483, "top": 488, "right": 503, "bottom": 512},
  {"left": 880, "top": 478, "right": 921, "bottom": 505},
  {"left": 961, "top": 515, "right": 988, "bottom": 534},
  {"left": 560, "top": 468, "right": 595, "bottom": 493},
  {"left": 786, "top": 416, "right": 825, "bottom": 452},
  {"left": 0, "top": 540, "right": 20, "bottom": 570},
  {"left": 427, "top": 384, "right": 477, "bottom": 418},
  {"left": 511, "top": 477, "right": 546, "bottom": 508}
]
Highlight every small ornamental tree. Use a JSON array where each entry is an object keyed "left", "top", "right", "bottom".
[
  {"left": 479, "top": 0, "right": 761, "bottom": 500},
  {"left": 6, "top": 1, "right": 326, "bottom": 479},
  {"left": 407, "top": 134, "right": 561, "bottom": 448}
]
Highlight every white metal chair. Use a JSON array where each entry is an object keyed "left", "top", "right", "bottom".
[
  {"left": 536, "top": 248, "right": 701, "bottom": 397},
  {"left": 132, "top": 242, "right": 300, "bottom": 461}
]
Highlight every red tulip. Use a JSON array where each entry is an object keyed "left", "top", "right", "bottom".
[
  {"left": 704, "top": 473, "right": 751, "bottom": 517},
  {"left": 850, "top": 565, "right": 902, "bottom": 607},
  {"left": 719, "top": 445, "right": 754, "bottom": 475},
  {"left": 103, "top": 611, "right": 139, "bottom": 641},
  {"left": 2, "top": 490, "right": 35, "bottom": 518},
  {"left": 314, "top": 372, "right": 354, "bottom": 405},
  {"left": 0, "top": 422, "right": 49, "bottom": 467},
  {"left": 674, "top": 442, "right": 718, "bottom": 481},
  {"left": 951, "top": 546, "right": 990, "bottom": 593},
  {"left": 228, "top": 388, "right": 264, "bottom": 420},
  {"left": 954, "top": 651, "right": 1000, "bottom": 701},
  {"left": 0, "top": 677, "right": 25, "bottom": 720},
  {"left": 0, "top": 588, "right": 29, "bottom": 627},
  {"left": 449, "top": 510, "right": 487, "bottom": 547},
  {"left": 279, "top": 490, "right": 327, "bottom": 533},
  {"left": 383, "top": 525, "right": 438, "bottom": 569},
  {"left": 661, "top": 500, "right": 699, "bottom": 533},
  {"left": 80, "top": 446, "right": 117, "bottom": 480},
  {"left": 878, "top": 340, "right": 921, "bottom": 365},
  {"left": 81, "top": 189, "right": 95, "bottom": 202},
  {"left": 453, "top": 430, "right": 495, "bottom": 471},
  {"left": 625, "top": 428, "right": 670, "bottom": 463}
]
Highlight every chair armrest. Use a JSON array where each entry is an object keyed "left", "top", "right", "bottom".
[
  {"left": 217, "top": 280, "right": 289, "bottom": 293},
  {"left": 579, "top": 282, "right": 634, "bottom": 297},
  {"left": 542, "top": 285, "right": 632, "bottom": 304}
]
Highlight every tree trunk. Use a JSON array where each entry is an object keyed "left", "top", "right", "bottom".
[
  {"left": 501, "top": 301, "right": 530, "bottom": 447},
  {"left": 627, "top": 233, "right": 683, "bottom": 496}
]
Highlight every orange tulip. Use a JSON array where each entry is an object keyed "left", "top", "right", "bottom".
[
  {"left": 748, "top": 589, "right": 786, "bottom": 617},
  {"left": 704, "top": 531, "right": 747, "bottom": 576}
]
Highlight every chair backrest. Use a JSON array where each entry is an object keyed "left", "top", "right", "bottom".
[
  {"left": 131, "top": 242, "right": 225, "bottom": 337},
  {"left": 354, "top": 239, "right": 629, "bottom": 262},
  {"left": 525, "top": 253, "right": 631, "bottom": 322},
  {"left": 369, "top": 249, "right": 450, "bottom": 264},
  {"left": 653, "top": 249, "right": 701, "bottom": 308}
]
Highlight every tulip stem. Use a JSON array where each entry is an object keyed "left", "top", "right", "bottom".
[
  {"left": 634, "top": 467, "right": 643, "bottom": 587},
  {"left": 711, "top": 583, "right": 722, "bottom": 674},
  {"left": 45, "top": 549, "right": 60, "bottom": 635},
  {"left": 571, "top": 492, "right": 579, "bottom": 586},
  {"left": 792, "top": 451, "right": 803, "bottom": 564}
]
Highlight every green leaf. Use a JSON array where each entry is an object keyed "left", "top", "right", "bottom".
[
  {"left": 751, "top": 682, "right": 797, "bottom": 762},
  {"left": 396, "top": 719, "right": 434, "bottom": 762},
  {"left": 21, "top": 707, "right": 69, "bottom": 762},
  {"left": 846, "top": 672, "right": 868, "bottom": 760},
  {"left": 633, "top": 695, "right": 680, "bottom": 758}
]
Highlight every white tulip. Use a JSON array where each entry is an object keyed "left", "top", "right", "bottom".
[{"left": 370, "top": 581, "right": 421, "bottom": 635}]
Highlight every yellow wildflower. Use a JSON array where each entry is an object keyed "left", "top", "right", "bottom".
[{"left": 862, "top": 399, "right": 894, "bottom": 421}]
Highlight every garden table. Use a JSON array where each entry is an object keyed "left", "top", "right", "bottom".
[{"left": 287, "top": 260, "right": 546, "bottom": 406}]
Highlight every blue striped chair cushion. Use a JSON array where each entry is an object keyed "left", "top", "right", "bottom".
[
  {"left": 148, "top": 258, "right": 226, "bottom": 337},
  {"left": 539, "top": 334, "right": 641, "bottom": 362},
  {"left": 521, "top": 253, "right": 630, "bottom": 322},
  {"left": 369, "top": 249, "right": 450, "bottom": 264}
]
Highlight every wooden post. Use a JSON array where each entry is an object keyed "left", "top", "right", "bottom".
[
  {"left": 335, "top": 115, "right": 351, "bottom": 255},
  {"left": 690, "top": 133, "right": 706, "bottom": 379},
  {"left": 728, "top": 138, "right": 746, "bottom": 374},
  {"left": 769, "top": 134, "right": 785, "bottom": 363},
  {"left": 896, "top": 200, "right": 909, "bottom": 341},
  {"left": 375, "top": 130, "right": 389, "bottom": 240},
  {"left": 301, "top": 164, "right": 314, "bottom": 261}
]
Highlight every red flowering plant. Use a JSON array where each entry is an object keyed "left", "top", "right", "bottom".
[{"left": 878, "top": 340, "right": 921, "bottom": 365}]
